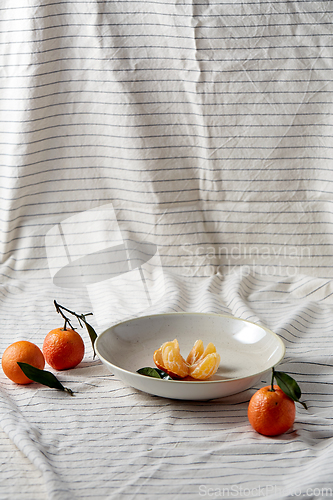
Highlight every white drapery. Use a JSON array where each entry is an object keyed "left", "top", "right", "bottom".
[{"left": 1, "top": 2, "right": 333, "bottom": 498}]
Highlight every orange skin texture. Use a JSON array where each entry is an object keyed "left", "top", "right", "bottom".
[
  {"left": 248, "top": 385, "right": 296, "bottom": 436},
  {"left": 2, "top": 341, "right": 45, "bottom": 384},
  {"left": 43, "top": 328, "right": 85, "bottom": 371}
]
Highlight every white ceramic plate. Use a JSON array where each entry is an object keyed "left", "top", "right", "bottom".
[{"left": 95, "top": 313, "right": 285, "bottom": 401}]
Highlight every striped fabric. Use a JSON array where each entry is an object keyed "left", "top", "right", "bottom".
[{"left": 1, "top": 1, "right": 333, "bottom": 499}]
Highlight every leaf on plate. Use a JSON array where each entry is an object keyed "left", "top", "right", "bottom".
[
  {"left": 137, "top": 367, "right": 173, "bottom": 380},
  {"left": 273, "top": 369, "right": 307, "bottom": 409},
  {"left": 154, "top": 368, "right": 174, "bottom": 380},
  {"left": 17, "top": 363, "right": 74, "bottom": 396}
]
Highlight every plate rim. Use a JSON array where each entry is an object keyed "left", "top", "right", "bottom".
[{"left": 95, "top": 312, "right": 286, "bottom": 385}]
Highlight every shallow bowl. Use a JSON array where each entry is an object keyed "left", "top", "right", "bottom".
[{"left": 95, "top": 313, "right": 285, "bottom": 400}]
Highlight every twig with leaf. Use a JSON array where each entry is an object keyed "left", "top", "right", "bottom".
[
  {"left": 271, "top": 367, "right": 307, "bottom": 409},
  {"left": 54, "top": 300, "right": 97, "bottom": 357}
]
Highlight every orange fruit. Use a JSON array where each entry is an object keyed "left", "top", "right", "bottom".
[
  {"left": 153, "top": 339, "right": 220, "bottom": 380},
  {"left": 1, "top": 341, "right": 45, "bottom": 385},
  {"left": 248, "top": 385, "right": 296, "bottom": 436},
  {"left": 43, "top": 328, "right": 84, "bottom": 370}
]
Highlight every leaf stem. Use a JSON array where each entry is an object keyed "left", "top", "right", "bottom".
[
  {"left": 269, "top": 367, "right": 276, "bottom": 392},
  {"left": 54, "top": 300, "right": 97, "bottom": 356},
  {"left": 54, "top": 300, "right": 75, "bottom": 330},
  {"left": 64, "top": 387, "right": 75, "bottom": 396},
  {"left": 54, "top": 300, "right": 93, "bottom": 330}
]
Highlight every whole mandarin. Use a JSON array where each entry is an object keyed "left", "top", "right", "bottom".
[
  {"left": 248, "top": 385, "right": 296, "bottom": 436},
  {"left": 2, "top": 341, "right": 45, "bottom": 384},
  {"left": 43, "top": 328, "right": 84, "bottom": 370}
]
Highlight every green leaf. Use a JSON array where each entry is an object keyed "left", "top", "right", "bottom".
[
  {"left": 154, "top": 368, "right": 173, "bottom": 380},
  {"left": 81, "top": 318, "right": 97, "bottom": 358},
  {"left": 17, "top": 363, "right": 74, "bottom": 396},
  {"left": 274, "top": 370, "right": 307, "bottom": 409},
  {"left": 137, "top": 367, "right": 173, "bottom": 380}
]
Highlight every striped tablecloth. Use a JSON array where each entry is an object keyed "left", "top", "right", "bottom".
[{"left": 1, "top": 1, "right": 333, "bottom": 498}]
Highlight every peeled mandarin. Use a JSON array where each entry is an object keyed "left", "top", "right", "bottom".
[{"left": 153, "top": 339, "right": 220, "bottom": 380}]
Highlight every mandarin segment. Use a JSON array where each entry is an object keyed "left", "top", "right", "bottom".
[
  {"left": 162, "top": 340, "right": 189, "bottom": 379},
  {"left": 186, "top": 339, "right": 204, "bottom": 365},
  {"left": 201, "top": 342, "right": 216, "bottom": 358},
  {"left": 189, "top": 352, "right": 221, "bottom": 380},
  {"left": 153, "top": 345, "right": 184, "bottom": 379},
  {"left": 153, "top": 339, "right": 189, "bottom": 379}
]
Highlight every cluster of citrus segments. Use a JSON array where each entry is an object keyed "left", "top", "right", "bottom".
[{"left": 153, "top": 339, "right": 220, "bottom": 380}]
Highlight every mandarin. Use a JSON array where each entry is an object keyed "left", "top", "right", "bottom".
[
  {"left": 248, "top": 385, "right": 296, "bottom": 436},
  {"left": 1, "top": 341, "right": 45, "bottom": 385},
  {"left": 153, "top": 339, "right": 220, "bottom": 380},
  {"left": 43, "top": 328, "right": 84, "bottom": 370}
]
